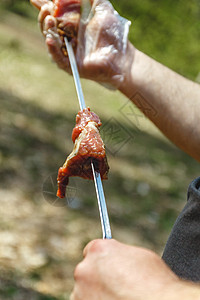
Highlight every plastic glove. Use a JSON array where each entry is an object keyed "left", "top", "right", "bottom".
[{"left": 30, "top": 0, "right": 131, "bottom": 89}]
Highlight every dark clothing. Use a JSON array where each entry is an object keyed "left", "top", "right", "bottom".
[{"left": 162, "top": 177, "right": 200, "bottom": 282}]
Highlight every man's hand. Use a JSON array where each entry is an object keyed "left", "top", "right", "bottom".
[
  {"left": 70, "top": 239, "right": 186, "bottom": 300},
  {"left": 30, "top": 0, "right": 131, "bottom": 88}
]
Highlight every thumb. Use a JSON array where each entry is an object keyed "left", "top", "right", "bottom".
[
  {"left": 83, "top": 239, "right": 118, "bottom": 258},
  {"left": 83, "top": 239, "right": 102, "bottom": 258},
  {"left": 30, "top": 0, "right": 49, "bottom": 10}
]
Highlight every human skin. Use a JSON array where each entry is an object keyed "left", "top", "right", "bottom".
[
  {"left": 70, "top": 239, "right": 200, "bottom": 300},
  {"left": 120, "top": 43, "right": 200, "bottom": 162}
]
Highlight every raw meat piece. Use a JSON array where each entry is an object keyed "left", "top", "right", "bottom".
[
  {"left": 57, "top": 108, "right": 109, "bottom": 198},
  {"left": 30, "top": 0, "right": 81, "bottom": 43},
  {"left": 53, "top": 0, "right": 81, "bottom": 40},
  {"left": 54, "top": 0, "right": 81, "bottom": 19}
]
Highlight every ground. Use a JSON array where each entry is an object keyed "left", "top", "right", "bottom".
[{"left": 0, "top": 9, "right": 199, "bottom": 300}]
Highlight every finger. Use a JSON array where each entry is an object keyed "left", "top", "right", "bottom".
[
  {"left": 83, "top": 239, "right": 104, "bottom": 258},
  {"left": 30, "top": 0, "right": 49, "bottom": 10},
  {"left": 70, "top": 292, "right": 74, "bottom": 300},
  {"left": 38, "top": 2, "right": 54, "bottom": 32},
  {"left": 82, "top": 239, "right": 120, "bottom": 258},
  {"left": 70, "top": 289, "right": 81, "bottom": 300},
  {"left": 46, "top": 31, "right": 70, "bottom": 72},
  {"left": 43, "top": 15, "right": 57, "bottom": 33},
  {"left": 90, "top": 0, "right": 114, "bottom": 15}
]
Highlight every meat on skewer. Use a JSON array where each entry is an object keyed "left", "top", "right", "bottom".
[
  {"left": 57, "top": 108, "right": 109, "bottom": 198},
  {"left": 54, "top": 0, "right": 80, "bottom": 38},
  {"left": 30, "top": 1, "right": 109, "bottom": 197},
  {"left": 30, "top": 0, "right": 82, "bottom": 51}
]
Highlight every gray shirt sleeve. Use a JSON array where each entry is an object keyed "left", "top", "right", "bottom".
[{"left": 162, "top": 177, "right": 200, "bottom": 282}]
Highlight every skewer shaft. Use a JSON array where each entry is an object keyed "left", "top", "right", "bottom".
[
  {"left": 91, "top": 163, "right": 112, "bottom": 239},
  {"left": 64, "top": 37, "right": 112, "bottom": 239},
  {"left": 64, "top": 37, "right": 86, "bottom": 111}
]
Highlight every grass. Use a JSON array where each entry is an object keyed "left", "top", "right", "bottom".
[
  {"left": 112, "top": 0, "right": 200, "bottom": 81},
  {"left": 0, "top": 2, "right": 200, "bottom": 299}
]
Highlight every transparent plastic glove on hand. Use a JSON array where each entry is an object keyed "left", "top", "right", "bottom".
[
  {"left": 78, "top": 0, "right": 131, "bottom": 89},
  {"left": 30, "top": 0, "right": 131, "bottom": 89}
]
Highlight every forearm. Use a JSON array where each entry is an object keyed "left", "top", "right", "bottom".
[{"left": 120, "top": 42, "right": 200, "bottom": 161}]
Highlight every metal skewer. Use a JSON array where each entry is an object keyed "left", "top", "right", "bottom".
[
  {"left": 91, "top": 163, "right": 112, "bottom": 239},
  {"left": 64, "top": 37, "right": 112, "bottom": 239}
]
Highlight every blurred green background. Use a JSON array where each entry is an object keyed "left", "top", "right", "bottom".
[{"left": 0, "top": 0, "right": 199, "bottom": 299}]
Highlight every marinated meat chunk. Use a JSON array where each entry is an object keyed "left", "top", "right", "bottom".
[
  {"left": 53, "top": 0, "right": 81, "bottom": 40},
  {"left": 30, "top": 0, "right": 81, "bottom": 46},
  {"left": 72, "top": 106, "right": 102, "bottom": 142},
  {"left": 57, "top": 108, "right": 109, "bottom": 198},
  {"left": 54, "top": 0, "right": 80, "bottom": 18}
]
